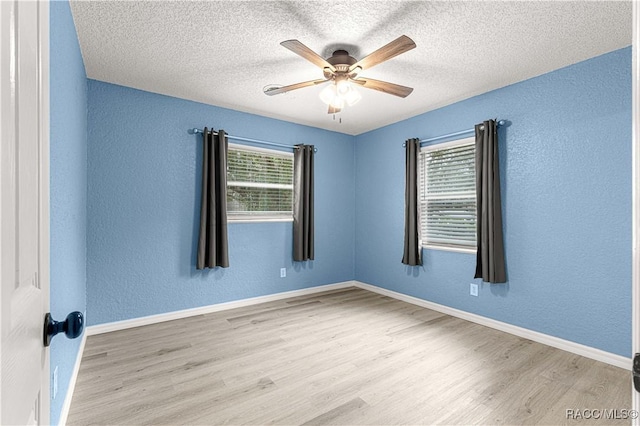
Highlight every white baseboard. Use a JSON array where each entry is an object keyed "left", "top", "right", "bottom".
[
  {"left": 58, "top": 278, "right": 631, "bottom": 426},
  {"left": 86, "top": 281, "right": 355, "bottom": 336},
  {"left": 353, "top": 281, "right": 631, "bottom": 370},
  {"left": 84, "top": 278, "right": 630, "bottom": 371},
  {"left": 58, "top": 331, "right": 87, "bottom": 426}
]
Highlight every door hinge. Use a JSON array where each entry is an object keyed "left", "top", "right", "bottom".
[{"left": 634, "top": 353, "right": 640, "bottom": 392}]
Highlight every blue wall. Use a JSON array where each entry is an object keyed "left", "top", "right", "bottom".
[
  {"left": 50, "top": 21, "right": 630, "bottom": 423},
  {"left": 86, "top": 80, "right": 355, "bottom": 325},
  {"left": 354, "top": 48, "right": 632, "bottom": 357},
  {"left": 50, "top": 1, "right": 87, "bottom": 424},
  {"left": 85, "top": 48, "right": 632, "bottom": 356}
]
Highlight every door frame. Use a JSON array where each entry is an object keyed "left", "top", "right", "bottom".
[
  {"left": 38, "top": 0, "right": 51, "bottom": 423},
  {"left": 633, "top": 0, "right": 639, "bottom": 423}
]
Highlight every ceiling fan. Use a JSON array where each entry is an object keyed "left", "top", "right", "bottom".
[{"left": 264, "top": 35, "right": 416, "bottom": 114}]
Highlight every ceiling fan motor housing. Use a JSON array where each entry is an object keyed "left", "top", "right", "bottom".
[{"left": 327, "top": 50, "right": 357, "bottom": 72}]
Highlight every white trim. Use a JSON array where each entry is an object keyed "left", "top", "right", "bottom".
[
  {"left": 352, "top": 281, "right": 631, "bottom": 370},
  {"left": 85, "top": 279, "right": 631, "bottom": 370},
  {"left": 632, "top": 0, "right": 640, "bottom": 417},
  {"left": 86, "top": 282, "right": 355, "bottom": 336},
  {"left": 64, "top": 278, "right": 628, "bottom": 424},
  {"left": 58, "top": 333, "right": 86, "bottom": 426},
  {"left": 38, "top": 0, "right": 51, "bottom": 423}
]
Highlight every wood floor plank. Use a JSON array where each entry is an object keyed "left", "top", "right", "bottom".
[
  {"left": 301, "top": 397, "right": 369, "bottom": 425},
  {"left": 67, "top": 287, "right": 631, "bottom": 425}
]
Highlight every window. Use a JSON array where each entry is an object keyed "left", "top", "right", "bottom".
[
  {"left": 420, "top": 137, "right": 476, "bottom": 252},
  {"left": 226, "top": 144, "right": 294, "bottom": 221}
]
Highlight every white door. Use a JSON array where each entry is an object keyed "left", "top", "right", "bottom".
[{"left": 0, "top": 0, "right": 50, "bottom": 425}]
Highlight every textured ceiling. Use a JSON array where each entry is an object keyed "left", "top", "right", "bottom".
[{"left": 70, "top": 1, "right": 632, "bottom": 135}]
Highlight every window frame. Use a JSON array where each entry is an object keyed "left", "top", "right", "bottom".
[
  {"left": 420, "top": 136, "right": 477, "bottom": 254},
  {"left": 226, "top": 143, "right": 294, "bottom": 223}
]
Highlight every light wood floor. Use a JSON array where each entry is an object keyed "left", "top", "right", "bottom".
[{"left": 67, "top": 287, "right": 630, "bottom": 425}]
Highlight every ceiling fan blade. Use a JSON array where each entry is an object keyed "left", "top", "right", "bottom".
[
  {"left": 328, "top": 105, "right": 341, "bottom": 114},
  {"left": 352, "top": 77, "right": 414, "bottom": 98},
  {"left": 264, "top": 79, "right": 328, "bottom": 96},
  {"left": 281, "top": 40, "right": 336, "bottom": 72},
  {"left": 349, "top": 35, "right": 416, "bottom": 72}
]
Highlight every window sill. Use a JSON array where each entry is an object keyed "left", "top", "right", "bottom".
[{"left": 424, "top": 244, "right": 476, "bottom": 254}]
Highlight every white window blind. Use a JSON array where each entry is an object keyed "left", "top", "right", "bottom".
[
  {"left": 420, "top": 137, "right": 477, "bottom": 251},
  {"left": 227, "top": 144, "right": 293, "bottom": 221}
]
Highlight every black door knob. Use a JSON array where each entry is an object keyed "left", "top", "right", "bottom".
[{"left": 43, "top": 311, "right": 84, "bottom": 347}]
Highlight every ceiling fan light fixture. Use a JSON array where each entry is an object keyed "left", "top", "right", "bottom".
[
  {"left": 319, "top": 84, "right": 346, "bottom": 109},
  {"left": 319, "top": 79, "right": 361, "bottom": 110},
  {"left": 319, "top": 84, "right": 337, "bottom": 105},
  {"left": 336, "top": 79, "right": 351, "bottom": 96},
  {"left": 331, "top": 96, "right": 345, "bottom": 110}
]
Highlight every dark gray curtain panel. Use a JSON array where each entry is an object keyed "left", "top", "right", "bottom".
[
  {"left": 402, "top": 138, "right": 422, "bottom": 266},
  {"left": 197, "top": 128, "right": 229, "bottom": 269},
  {"left": 293, "top": 144, "right": 314, "bottom": 261},
  {"left": 474, "top": 120, "right": 506, "bottom": 283}
]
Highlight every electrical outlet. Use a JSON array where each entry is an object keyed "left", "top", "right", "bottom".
[
  {"left": 280, "top": 268, "right": 286, "bottom": 278},
  {"left": 470, "top": 283, "right": 479, "bottom": 297},
  {"left": 53, "top": 366, "right": 58, "bottom": 399}
]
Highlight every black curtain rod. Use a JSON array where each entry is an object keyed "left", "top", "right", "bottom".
[
  {"left": 189, "top": 128, "right": 318, "bottom": 153},
  {"left": 402, "top": 119, "right": 506, "bottom": 147}
]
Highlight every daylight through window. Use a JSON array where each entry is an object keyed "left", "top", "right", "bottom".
[
  {"left": 420, "top": 137, "right": 477, "bottom": 251},
  {"left": 227, "top": 144, "right": 294, "bottom": 221}
]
